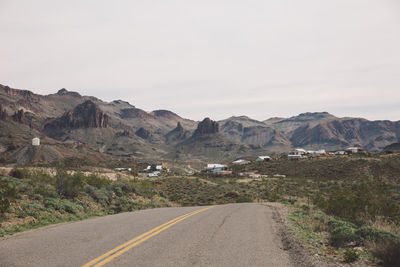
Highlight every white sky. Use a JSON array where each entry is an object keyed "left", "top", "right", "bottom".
[{"left": 1, "top": 0, "right": 400, "bottom": 121}]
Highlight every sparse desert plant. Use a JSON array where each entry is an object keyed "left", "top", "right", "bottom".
[
  {"left": 55, "top": 169, "right": 85, "bottom": 198},
  {"left": 9, "top": 167, "right": 31, "bottom": 179},
  {"left": 343, "top": 248, "right": 359, "bottom": 263},
  {"left": 0, "top": 180, "right": 17, "bottom": 216},
  {"left": 369, "top": 239, "right": 400, "bottom": 266}
]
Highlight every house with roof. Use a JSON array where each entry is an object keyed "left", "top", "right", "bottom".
[{"left": 256, "top": 156, "right": 271, "bottom": 162}]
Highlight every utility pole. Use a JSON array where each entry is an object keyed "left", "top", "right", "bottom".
[{"left": 132, "top": 158, "right": 137, "bottom": 177}]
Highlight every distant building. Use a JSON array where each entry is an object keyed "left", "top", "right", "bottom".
[
  {"left": 306, "top": 149, "right": 326, "bottom": 155},
  {"left": 345, "top": 147, "right": 363, "bottom": 154},
  {"left": 156, "top": 165, "right": 163, "bottom": 171},
  {"left": 32, "top": 137, "right": 40, "bottom": 146},
  {"left": 256, "top": 156, "right": 271, "bottom": 162},
  {"left": 232, "top": 159, "right": 250, "bottom": 165},
  {"left": 205, "top": 164, "right": 229, "bottom": 174},
  {"left": 288, "top": 151, "right": 303, "bottom": 159}
]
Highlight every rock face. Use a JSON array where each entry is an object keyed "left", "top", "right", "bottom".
[
  {"left": 194, "top": 118, "right": 220, "bottom": 135},
  {"left": 135, "top": 127, "right": 152, "bottom": 139},
  {"left": 13, "top": 109, "right": 26, "bottom": 124},
  {"left": 45, "top": 100, "right": 109, "bottom": 129},
  {"left": 56, "top": 88, "right": 81, "bottom": 98},
  {"left": 0, "top": 104, "right": 7, "bottom": 121},
  {"left": 165, "top": 122, "right": 191, "bottom": 143}
]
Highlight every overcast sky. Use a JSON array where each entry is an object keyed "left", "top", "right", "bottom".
[{"left": 1, "top": 0, "right": 400, "bottom": 121}]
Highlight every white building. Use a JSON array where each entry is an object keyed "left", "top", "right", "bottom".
[
  {"left": 232, "top": 159, "right": 250, "bottom": 165},
  {"left": 256, "top": 156, "right": 271, "bottom": 162},
  {"left": 206, "top": 164, "right": 226, "bottom": 170},
  {"left": 288, "top": 150, "right": 303, "bottom": 159},
  {"left": 32, "top": 137, "right": 40, "bottom": 146},
  {"left": 345, "top": 147, "right": 362, "bottom": 153}
]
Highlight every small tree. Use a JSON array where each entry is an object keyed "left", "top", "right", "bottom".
[
  {"left": 0, "top": 180, "right": 17, "bottom": 216},
  {"left": 55, "top": 169, "right": 85, "bottom": 198}
]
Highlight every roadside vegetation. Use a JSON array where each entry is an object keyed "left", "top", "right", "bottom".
[
  {"left": 1, "top": 153, "right": 400, "bottom": 266},
  {"left": 0, "top": 167, "right": 172, "bottom": 237}
]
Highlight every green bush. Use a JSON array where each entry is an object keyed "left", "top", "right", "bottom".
[
  {"left": 58, "top": 200, "right": 79, "bottom": 214},
  {"left": 0, "top": 180, "right": 17, "bottom": 216},
  {"left": 110, "top": 197, "right": 132, "bottom": 213},
  {"left": 354, "top": 226, "right": 400, "bottom": 265},
  {"left": 327, "top": 217, "right": 356, "bottom": 231},
  {"left": 329, "top": 226, "right": 356, "bottom": 247},
  {"left": 236, "top": 195, "right": 253, "bottom": 203},
  {"left": 85, "top": 174, "right": 110, "bottom": 189},
  {"left": 43, "top": 198, "right": 59, "bottom": 210},
  {"left": 86, "top": 186, "right": 111, "bottom": 205},
  {"left": 371, "top": 238, "right": 400, "bottom": 267},
  {"left": 55, "top": 169, "right": 85, "bottom": 198},
  {"left": 343, "top": 248, "right": 359, "bottom": 263},
  {"left": 314, "top": 179, "right": 399, "bottom": 225},
  {"left": 9, "top": 168, "right": 31, "bottom": 179}
]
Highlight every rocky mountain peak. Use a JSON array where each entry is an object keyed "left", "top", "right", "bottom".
[
  {"left": 194, "top": 118, "right": 220, "bottom": 135},
  {"left": 151, "top": 110, "right": 180, "bottom": 119},
  {"left": 45, "top": 100, "right": 109, "bottom": 129},
  {"left": 176, "top": 121, "right": 183, "bottom": 130},
  {"left": 56, "top": 88, "right": 81, "bottom": 97}
]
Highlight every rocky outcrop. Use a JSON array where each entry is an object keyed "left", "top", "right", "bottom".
[
  {"left": 45, "top": 100, "right": 109, "bottom": 129},
  {"left": 0, "top": 104, "right": 7, "bottom": 121},
  {"left": 56, "top": 88, "right": 81, "bottom": 98},
  {"left": 165, "top": 122, "right": 191, "bottom": 143},
  {"left": 193, "top": 118, "right": 220, "bottom": 135},
  {"left": 13, "top": 109, "right": 27, "bottom": 124},
  {"left": 135, "top": 127, "right": 152, "bottom": 139},
  {"left": 120, "top": 108, "right": 153, "bottom": 119}
]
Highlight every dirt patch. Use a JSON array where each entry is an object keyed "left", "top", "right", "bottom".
[{"left": 265, "top": 202, "right": 343, "bottom": 267}]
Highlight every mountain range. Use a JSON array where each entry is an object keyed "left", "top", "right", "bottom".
[{"left": 1, "top": 84, "right": 399, "bottom": 164}]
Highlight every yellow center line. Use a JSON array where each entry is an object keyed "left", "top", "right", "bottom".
[{"left": 82, "top": 206, "right": 213, "bottom": 267}]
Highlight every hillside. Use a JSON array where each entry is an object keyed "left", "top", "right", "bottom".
[{"left": 1, "top": 84, "right": 400, "bottom": 165}]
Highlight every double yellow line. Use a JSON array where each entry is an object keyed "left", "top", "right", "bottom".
[{"left": 82, "top": 206, "right": 213, "bottom": 267}]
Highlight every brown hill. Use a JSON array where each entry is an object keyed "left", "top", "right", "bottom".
[{"left": 1, "top": 83, "right": 400, "bottom": 164}]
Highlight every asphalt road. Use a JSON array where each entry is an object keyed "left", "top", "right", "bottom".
[{"left": 0, "top": 203, "right": 303, "bottom": 267}]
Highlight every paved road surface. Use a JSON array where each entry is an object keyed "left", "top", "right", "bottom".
[{"left": 0, "top": 203, "right": 303, "bottom": 267}]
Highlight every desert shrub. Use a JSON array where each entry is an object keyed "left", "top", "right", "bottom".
[
  {"left": 111, "top": 185, "right": 123, "bottom": 197},
  {"left": 86, "top": 186, "right": 110, "bottom": 205},
  {"left": 355, "top": 226, "right": 400, "bottom": 265},
  {"left": 370, "top": 238, "right": 400, "bottom": 266},
  {"left": 315, "top": 179, "right": 399, "bottom": 225},
  {"left": 343, "top": 248, "right": 359, "bottom": 263},
  {"left": 327, "top": 217, "right": 356, "bottom": 231},
  {"left": 0, "top": 180, "right": 17, "bottom": 216},
  {"left": 33, "top": 185, "right": 58, "bottom": 198},
  {"left": 30, "top": 170, "right": 54, "bottom": 185},
  {"left": 134, "top": 180, "right": 155, "bottom": 199},
  {"left": 43, "top": 198, "right": 59, "bottom": 210},
  {"left": 85, "top": 174, "right": 110, "bottom": 189},
  {"left": 33, "top": 194, "right": 43, "bottom": 200},
  {"left": 236, "top": 195, "right": 253, "bottom": 203},
  {"left": 55, "top": 169, "right": 85, "bottom": 198},
  {"left": 268, "top": 191, "right": 280, "bottom": 202},
  {"left": 58, "top": 200, "right": 79, "bottom": 214},
  {"left": 110, "top": 197, "right": 132, "bottom": 213},
  {"left": 9, "top": 168, "right": 31, "bottom": 179},
  {"left": 329, "top": 225, "right": 356, "bottom": 247}
]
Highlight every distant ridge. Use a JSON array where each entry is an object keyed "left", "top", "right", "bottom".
[{"left": 1, "top": 83, "right": 399, "bottom": 163}]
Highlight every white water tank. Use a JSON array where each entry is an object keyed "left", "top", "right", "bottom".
[{"left": 32, "top": 137, "right": 40, "bottom": 146}]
